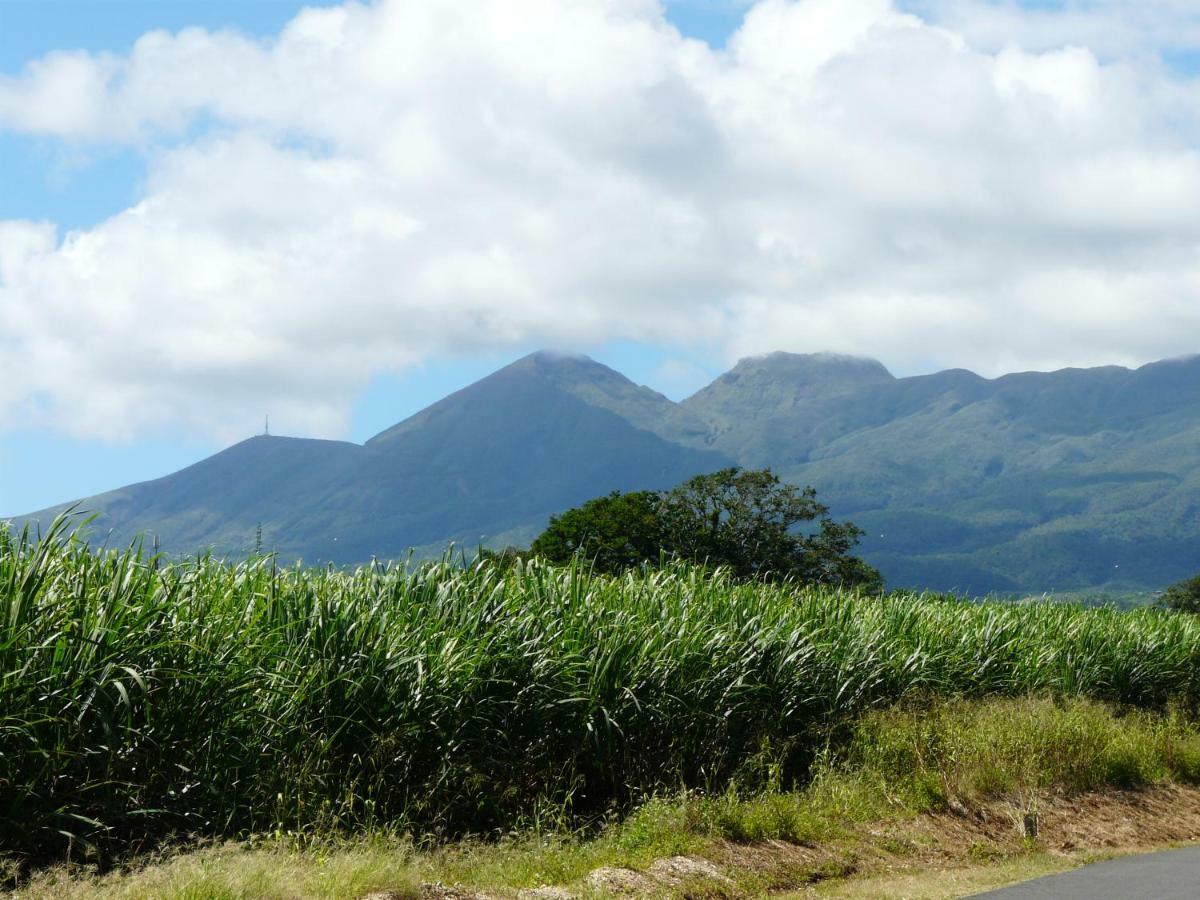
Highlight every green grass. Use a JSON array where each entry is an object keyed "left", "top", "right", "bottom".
[
  {"left": 15, "top": 695, "right": 1200, "bottom": 898},
  {"left": 849, "top": 696, "right": 1200, "bottom": 803},
  {"left": 5, "top": 517, "right": 1200, "bottom": 867}
]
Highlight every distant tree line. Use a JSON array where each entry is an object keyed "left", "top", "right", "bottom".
[
  {"left": 1161, "top": 575, "right": 1200, "bottom": 613},
  {"left": 482, "top": 468, "right": 882, "bottom": 590}
]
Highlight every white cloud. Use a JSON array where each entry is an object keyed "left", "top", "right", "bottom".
[
  {"left": 901, "top": 0, "right": 1200, "bottom": 59},
  {"left": 1, "top": 0, "right": 1199, "bottom": 440}
]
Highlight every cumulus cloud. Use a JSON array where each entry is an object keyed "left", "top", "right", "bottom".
[
  {"left": 1, "top": 0, "right": 1198, "bottom": 439},
  {"left": 903, "top": 0, "right": 1200, "bottom": 59}
]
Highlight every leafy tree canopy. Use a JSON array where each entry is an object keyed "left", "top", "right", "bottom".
[
  {"left": 529, "top": 490, "right": 664, "bottom": 575},
  {"left": 1161, "top": 574, "right": 1200, "bottom": 613},
  {"left": 531, "top": 468, "right": 882, "bottom": 590}
]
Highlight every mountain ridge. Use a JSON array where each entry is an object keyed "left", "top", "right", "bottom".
[
  {"left": 12, "top": 352, "right": 732, "bottom": 566},
  {"left": 9, "top": 349, "right": 1200, "bottom": 594}
]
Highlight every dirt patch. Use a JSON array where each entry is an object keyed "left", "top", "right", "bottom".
[
  {"left": 367, "top": 786, "right": 1200, "bottom": 899},
  {"left": 901, "top": 783, "right": 1200, "bottom": 862},
  {"left": 585, "top": 867, "right": 659, "bottom": 895},
  {"left": 710, "top": 784, "right": 1200, "bottom": 896},
  {"left": 647, "top": 856, "right": 733, "bottom": 887},
  {"left": 363, "top": 885, "right": 502, "bottom": 899},
  {"left": 511, "top": 857, "right": 736, "bottom": 899},
  {"left": 707, "top": 839, "right": 856, "bottom": 892},
  {"left": 1037, "top": 784, "right": 1200, "bottom": 851}
]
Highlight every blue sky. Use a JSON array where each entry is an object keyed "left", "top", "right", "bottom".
[{"left": 2, "top": 0, "right": 1198, "bottom": 515}]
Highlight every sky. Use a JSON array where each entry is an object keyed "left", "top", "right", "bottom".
[{"left": 1, "top": 0, "right": 1199, "bottom": 514}]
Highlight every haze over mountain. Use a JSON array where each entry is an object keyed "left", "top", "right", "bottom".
[{"left": 10, "top": 350, "right": 1200, "bottom": 594}]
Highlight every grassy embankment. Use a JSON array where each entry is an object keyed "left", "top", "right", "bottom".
[
  {"left": 16, "top": 696, "right": 1200, "bottom": 898},
  {"left": 5, "top": 519, "right": 1200, "bottom": 895}
]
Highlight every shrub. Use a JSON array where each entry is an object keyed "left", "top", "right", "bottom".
[{"left": 1162, "top": 575, "right": 1200, "bottom": 613}]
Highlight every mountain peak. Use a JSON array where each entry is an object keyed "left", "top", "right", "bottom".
[
  {"left": 367, "top": 349, "right": 702, "bottom": 448},
  {"left": 678, "top": 351, "right": 896, "bottom": 461},
  {"left": 683, "top": 351, "right": 893, "bottom": 413},
  {"left": 729, "top": 351, "right": 894, "bottom": 382},
  {"left": 506, "top": 349, "right": 616, "bottom": 383},
  {"left": 501, "top": 349, "right": 713, "bottom": 444},
  {"left": 512, "top": 349, "right": 597, "bottom": 368}
]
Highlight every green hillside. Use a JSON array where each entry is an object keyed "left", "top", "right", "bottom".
[
  {"left": 14, "top": 352, "right": 731, "bottom": 564},
  {"left": 679, "top": 353, "right": 1200, "bottom": 593},
  {"left": 9, "top": 350, "right": 1200, "bottom": 593}
]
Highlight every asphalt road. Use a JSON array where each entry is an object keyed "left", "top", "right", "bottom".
[{"left": 971, "top": 846, "right": 1200, "bottom": 899}]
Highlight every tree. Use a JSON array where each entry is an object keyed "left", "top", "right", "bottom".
[
  {"left": 660, "top": 468, "right": 881, "bottom": 588},
  {"left": 1161, "top": 574, "right": 1200, "bottom": 613},
  {"left": 530, "top": 469, "right": 882, "bottom": 589},
  {"left": 530, "top": 490, "right": 665, "bottom": 574}
]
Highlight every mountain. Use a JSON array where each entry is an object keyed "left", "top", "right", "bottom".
[
  {"left": 679, "top": 353, "right": 1200, "bottom": 593},
  {"left": 678, "top": 351, "right": 899, "bottom": 467},
  {"left": 8, "top": 350, "right": 1200, "bottom": 593},
  {"left": 13, "top": 352, "right": 731, "bottom": 564}
]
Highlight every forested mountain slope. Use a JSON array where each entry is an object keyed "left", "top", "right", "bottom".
[{"left": 11, "top": 350, "right": 1200, "bottom": 592}]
